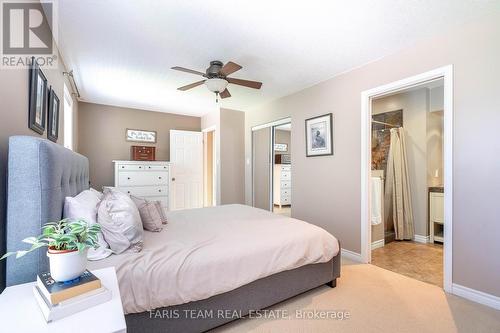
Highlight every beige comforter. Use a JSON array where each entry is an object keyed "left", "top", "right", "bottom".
[{"left": 88, "top": 204, "right": 339, "bottom": 314}]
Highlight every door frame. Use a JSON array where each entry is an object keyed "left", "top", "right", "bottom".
[
  {"left": 251, "top": 117, "right": 291, "bottom": 210},
  {"left": 202, "top": 126, "right": 217, "bottom": 206},
  {"left": 360, "top": 65, "right": 453, "bottom": 292}
]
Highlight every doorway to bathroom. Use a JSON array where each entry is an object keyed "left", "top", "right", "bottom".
[{"left": 361, "top": 66, "right": 453, "bottom": 291}]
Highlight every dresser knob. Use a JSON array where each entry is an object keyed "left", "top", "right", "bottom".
[
  {"left": 159, "top": 176, "right": 162, "bottom": 179},
  {"left": 149, "top": 166, "right": 151, "bottom": 169},
  {"left": 127, "top": 177, "right": 131, "bottom": 180},
  {"left": 127, "top": 191, "right": 130, "bottom": 194},
  {"left": 158, "top": 189, "right": 162, "bottom": 192},
  {"left": 139, "top": 166, "right": 142, "bottom": 169}
]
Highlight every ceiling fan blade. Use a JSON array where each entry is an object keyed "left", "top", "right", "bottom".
[
  {"left": 227, "top": 77, "right": 262, "bottom": 89},
  {"left": 171, "top": 66, "right": 206, "bottom": 76},
  {"left": 220, "top": 61, "right": 242, "bottom": 76},
  {"left": 220, "top": 88, "right": 231, "bottom": 99},
  {"left": 177, "top": 80, "right": 206, "bottom": 91}
]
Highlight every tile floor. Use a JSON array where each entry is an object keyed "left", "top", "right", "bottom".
[{"left": 371, "top": 240, "right": 443, "bottom": 287}]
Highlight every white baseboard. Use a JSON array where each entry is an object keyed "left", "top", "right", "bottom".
[
  {"left": 341, "top": 248, "right": 363, "bottom": 262},
  {"left": 413, "top": 234, "right": 430, "bottom": 244},
  {"left": 371, "top": 239, "right": 385, "bottom": 250},
  {"left": 452, "top": 283, "right": 500, "bottom": 310}
]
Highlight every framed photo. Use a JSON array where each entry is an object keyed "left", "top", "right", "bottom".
[
  {"left": 305, "top": 113, "right": 334, "bottom": 157},
  {"left": 126, "top": 129, "right": 157, "bottom": 143},
  {"left": 47, "top": 87, "right": 60, "bottom": 142},
  {"left": 274, "top": 143, "right": 288, "bottom": 152},
  {"left": 28, "top": 58, "right": 48, "bottom": 134}
]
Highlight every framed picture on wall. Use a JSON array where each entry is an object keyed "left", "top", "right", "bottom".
[
  {"left": 126, "top": 129, "right": 157, "bottom": 143},
  {"left": 28, "top": 58, "right": 48, "bottom": 134},
  {"left": 305, "top": 113, "right": 334, "bottom": 157},
  {"left": 47, "top": 87, "right": 60, "bottom": 142}
]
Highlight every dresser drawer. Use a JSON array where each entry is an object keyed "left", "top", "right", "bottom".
[
  {"left": 281, "top": 165, "right": 291, "bottom": 172},
  {"left": 281, "top": 189, "right": 291, "bottom": 197},
  {"left": 281, "top": 181, "right": 291, "bottom": 189},
  {"left": 117, "top": 164, "right": 146, "bottom": 171},
  {"left": 144, "top": 165, "right": 169, "bottom": 171},
  {"left": 280, "top": 171, "right": 291, "bottom": 180},
  {"left": 281, "top": 196, "right": 291, "bottom": 205},
  {"left": 119, "top": 186, "right": 168, "bottom": 197},
  {"left": 118, "top": 171, "right": 169, "bottom": 186}
]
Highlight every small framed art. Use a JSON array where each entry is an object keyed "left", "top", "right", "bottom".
[
  {"left": 28, "top": 58, "right": 48, "bottom": 134},
  {"left": 305, "top": 113, "right": 333, "bottom": 157}
]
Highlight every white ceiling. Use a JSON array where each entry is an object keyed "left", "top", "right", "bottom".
[{"left": 57, "top": 0, "right": 499, "bottom": 117}]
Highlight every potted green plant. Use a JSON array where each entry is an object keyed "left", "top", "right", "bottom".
[{"left": 1, "top": 219, "right": 101, "bottom": 282}]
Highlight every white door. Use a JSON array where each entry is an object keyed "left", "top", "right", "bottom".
[{"left": 170, "top": 130, "right": 203, "bottom": 210}]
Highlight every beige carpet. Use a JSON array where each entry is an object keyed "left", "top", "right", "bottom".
[{"left": 212, "top": 261, "right": 500, "bottom": 333}]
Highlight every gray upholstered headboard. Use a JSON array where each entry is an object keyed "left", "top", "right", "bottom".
[{"left": 6, "top": 136, "right": 89, "bottom": 286}]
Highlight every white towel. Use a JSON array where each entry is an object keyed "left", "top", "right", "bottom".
[{"left": 371, "top": 177, "right": 382, "bottom": 225}]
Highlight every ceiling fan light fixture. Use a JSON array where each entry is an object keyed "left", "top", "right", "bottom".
[{"left": 205, "top": 78, "right": 228, "bottom": 93}]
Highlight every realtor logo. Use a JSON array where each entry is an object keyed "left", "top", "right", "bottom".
[{"left": 1, "top": 0, "right": 57, "bottom": 68}]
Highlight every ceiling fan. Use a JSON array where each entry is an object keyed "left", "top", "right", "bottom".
[{"left": 172, "top": 60, "right": 262, "bottom": 102}]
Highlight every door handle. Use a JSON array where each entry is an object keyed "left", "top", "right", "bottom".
[{"left": 172, "top": 178, "right": 176, "bottom": 181}]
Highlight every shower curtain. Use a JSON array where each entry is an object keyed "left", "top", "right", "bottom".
[{"left": 384, "top": 127, "right": 414, "bottom": 240}]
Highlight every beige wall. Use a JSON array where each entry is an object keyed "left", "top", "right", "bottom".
[
  {"left": 220, "top": 108, "right": 245, "bottom": 204},
  {"left": 201, "top": 108, "right": 245, "bottom": 205},
  {"left": 252, "top": 127, "right": 271, "bottom": 210},
  {"left": 0, "top": 55, "right": 78, "bottom": 290},
  {"left": 245, "top": 12, "right": 500, "bottom": 296},
  {"left": 78, "top": 102, "right": 200, "bottom": 190}
]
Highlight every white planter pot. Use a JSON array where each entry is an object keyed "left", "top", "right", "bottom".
[{"left": 47, "top": 248, "right": 88, "bottom": 282}]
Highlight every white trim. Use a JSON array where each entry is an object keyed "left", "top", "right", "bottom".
[
  {"left": 251, "top": 117, "right": 291, "bottom": 131},
  {"left": 360, "top": 65, "right": 454, "bottom": 293},
  {"left": 371, "top": 239, "right": 385, "bottom": 250},
  {"left": 413, "top": 235, "right": 430, "bottom": 244},
  {"left": 202, "top": 125, "right": 216, "bottom": 132},
  {"left": 452, "top": 284, "right": 500, "bottom": 310},
  {"left": 341, "top": 248, "right": 363, "bottom": 262}
]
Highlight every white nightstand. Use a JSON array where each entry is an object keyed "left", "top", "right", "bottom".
[{"left": 0, "top": 267, "right": 126, "bottom": 333}]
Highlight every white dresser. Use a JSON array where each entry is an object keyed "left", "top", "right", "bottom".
[
  {"left": 273, "top": 164, "right": 291, "bottom": 207},
  {"left": 113, "top": 160, "right": 171, "bottom": 211}
]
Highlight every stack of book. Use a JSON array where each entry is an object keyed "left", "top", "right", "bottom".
[{"left": 32, "top": 270, "right": 112, "bottom": 322}]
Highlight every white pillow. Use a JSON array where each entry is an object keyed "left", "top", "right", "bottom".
[
  {"left": 63, "top": 190, "right": 112, "bottom": 260},
  {"left": 90, "top": 187, "right": 104, "bottom": 200},
  {"left": 98, "top": 188, "right": 144, "bottom": 254}
]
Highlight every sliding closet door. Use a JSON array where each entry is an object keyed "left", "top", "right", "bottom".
[{"left": 252, "top": 127, "right": 272, "bottom": 210}]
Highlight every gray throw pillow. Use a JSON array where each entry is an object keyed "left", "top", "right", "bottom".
[{"left": 131, "top": 195, "right": 168, "bottom": 226}]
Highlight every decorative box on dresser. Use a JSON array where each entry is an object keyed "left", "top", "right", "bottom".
[
  {"left": 113, "top": 160, "right": 171, "bottom": 211},
  {"left": 273, "top": 164, "right": 291, "bottom": 208}
]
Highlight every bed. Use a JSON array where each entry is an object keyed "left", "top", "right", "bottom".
[{"left": 5, "top": 136, "right": 341, "bottom": 333}]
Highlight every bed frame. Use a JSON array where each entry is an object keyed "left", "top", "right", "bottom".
[{"left": 5, "top": 136, "right": 341, "bottom": 333}]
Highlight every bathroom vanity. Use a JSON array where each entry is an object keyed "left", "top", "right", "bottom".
[{"left": 429, "top": 187, "right": 444, "bottom": 243}]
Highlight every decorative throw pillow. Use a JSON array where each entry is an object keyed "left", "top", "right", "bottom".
[
  {"left": 131, "top": 195, "right": 168, "bottom": 226},
  {"left": 98, "top": 189, "right": 144, "bottom": 254},
  {"left": 64, "top": 189, "right": 112, "bottom": 260},
  {"left": 137, "top": 202, "right": 163, "bottom": 232}
]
